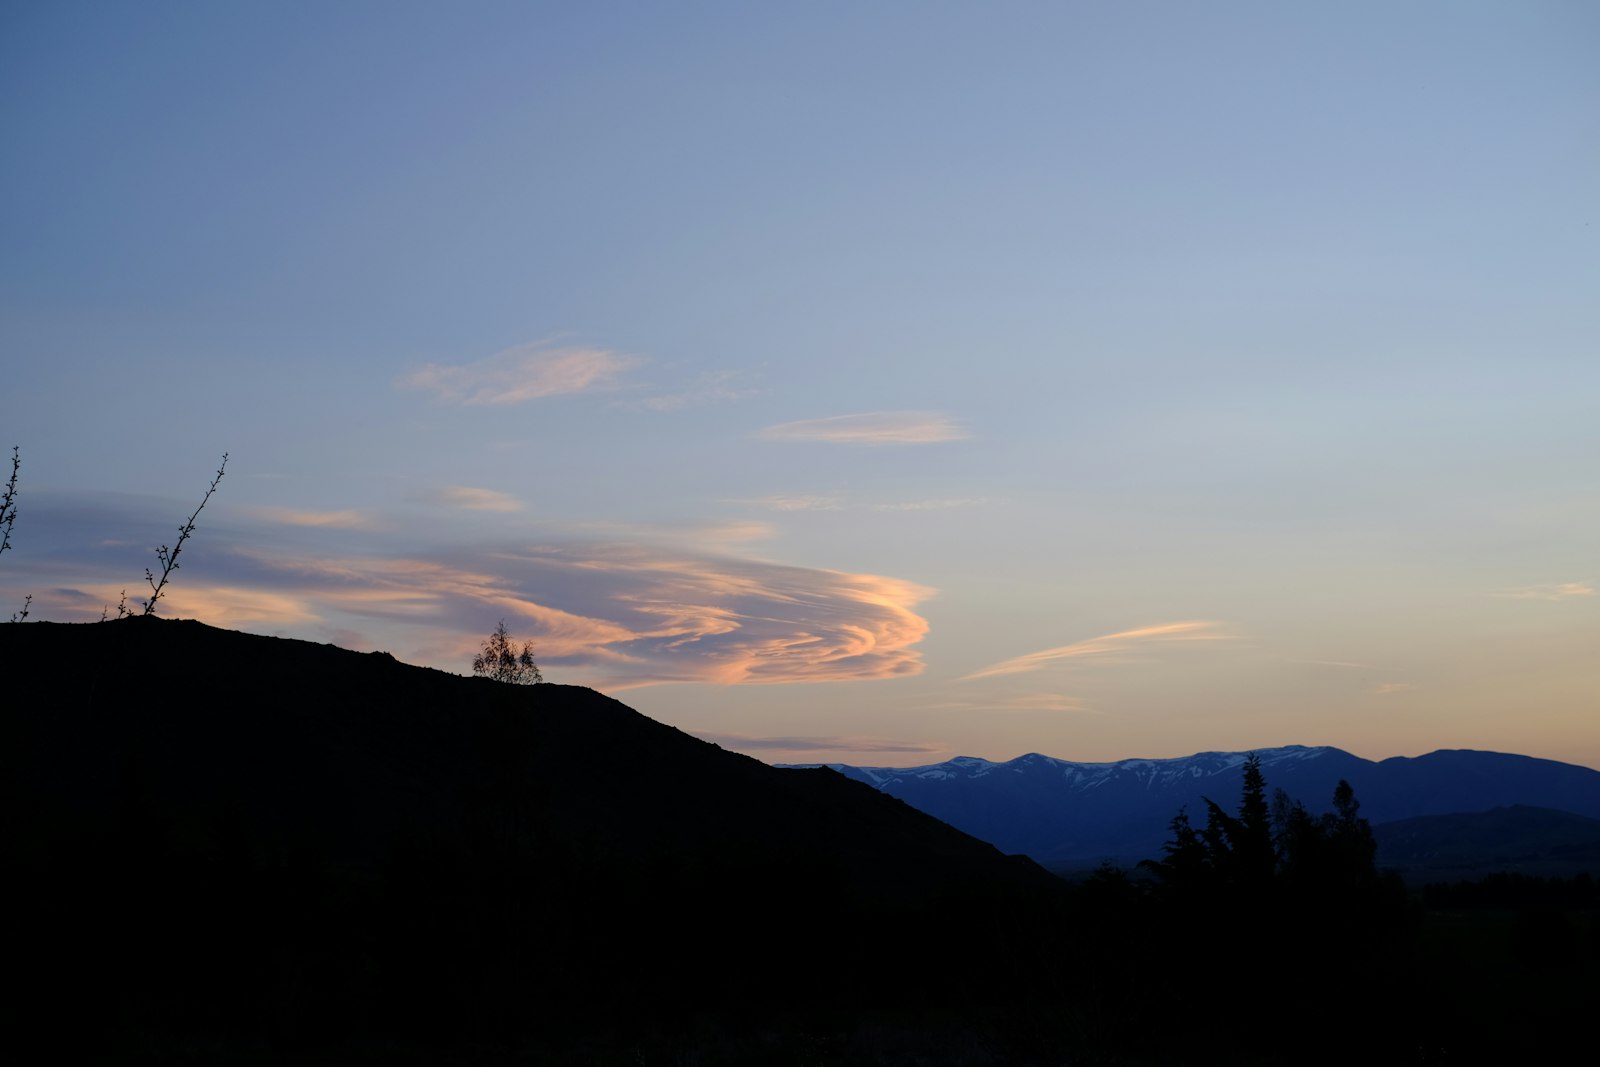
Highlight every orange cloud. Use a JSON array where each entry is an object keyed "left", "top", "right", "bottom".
[
  {"left": 1494, "top": 581, "right": 1594, "bottom": 601},
  {"left": 399, "top": 342, "right": 637, "bottom": 405},
  {"left": 872, "top": 497, "right": 986, "bottom": 512},
  {"left": 248, "top": 506, "right": 375, "bottom": 529},
  {"left": 759, "top": 411, "right": 969, "bottom": 445},
  {"left": 1001, "top": 693, "right": 1092, "bottom": 713},
  {"left": 204, "top": 541, "right": 933, "bottom": 689},
  {"left": 552, "top": 547, "right": 934, "bottom": 687},
  {"left": 961, "top": 621, "right": 1229, "bottom": 681},
  {"left": 0, "top": 494, "right": 931, "bottom": 689},
  {"left": 743, "top": 495, "right": 845, "bottom": 512},
  {"left": 227, "top": 552, "right": 637, "bottom": 655},
  {"left": 691, "top": 520, "right": 777, "bottom": 546},
  {"left": 147, "top": 585, "right": 321, "bottom": 629}
]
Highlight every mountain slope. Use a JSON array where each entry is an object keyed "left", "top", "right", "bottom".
[
  {"left": 795, "top": 745, "right": 1600, "bottom": 867},
  {"left": 2, "top": 618, "right": 1061, "bottom": 1058}
]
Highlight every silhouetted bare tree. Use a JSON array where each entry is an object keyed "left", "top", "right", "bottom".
[{"left": 473, "top": 620, "right": 542, "bottom": 684}]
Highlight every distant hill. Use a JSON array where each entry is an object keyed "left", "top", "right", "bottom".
[
  {"left": 789, "top": 746, "right": 1600, "bottom": 870},
  {"left": 1374, "top": 805, "right": 1600, "bottom": 880},
  {"left": 2, "top": 618, "right": 1062, "bottom": 1061}
]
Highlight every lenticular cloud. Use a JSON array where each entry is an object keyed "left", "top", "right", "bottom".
[{"left": 195, "top": 541, "right": 934, "bottom": 690}]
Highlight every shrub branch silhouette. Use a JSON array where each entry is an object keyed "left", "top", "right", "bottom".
[
  {"left": 473, "top": 619, "right": 543, "bottom": 684},
  {"left": 3, "top": 445, "right": 31, "bottom": 621},
  {"left": 101, "top": 590, "right": 133, "bottom": 621},
  {"left": 1, "top": 446, "right": 18, "bottom": 560},
  {"left": 142, "top": 452, "right": 228, "bottom": 616}
]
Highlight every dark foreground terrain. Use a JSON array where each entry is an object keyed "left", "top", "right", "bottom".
[{"left": 4, "top": 619, "right": 1596, "bottom": 1064}]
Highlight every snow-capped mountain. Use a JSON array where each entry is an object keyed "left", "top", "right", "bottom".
[{"left": 781, "top": 746, "right": 1600, "bottom": 868}]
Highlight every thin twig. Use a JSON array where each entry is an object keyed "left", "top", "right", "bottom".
[
  {"left": 0, "top": 446, "right": 18, "bottom": 559},
  {"left": 3, "top": 446, "right": 32, "bottom": 622},
  {"left": 143, "top": 453, "right": 228, "bottom": 616}
]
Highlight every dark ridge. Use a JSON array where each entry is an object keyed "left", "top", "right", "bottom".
[{"left": 3, "top": 618, "right": 1065, "bottom": 1062}]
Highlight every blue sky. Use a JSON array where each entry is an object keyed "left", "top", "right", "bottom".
[{"left": 4, "top": 1, "right": 1597, "bottom": 768}]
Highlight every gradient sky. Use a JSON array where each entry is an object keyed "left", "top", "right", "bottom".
[{"left": 4, "top": 2, "right": 1597, "bottom": 769}]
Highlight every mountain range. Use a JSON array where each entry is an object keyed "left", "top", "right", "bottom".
[{"left": 790, "top": 746, "right": 1600, "bottom": 873}]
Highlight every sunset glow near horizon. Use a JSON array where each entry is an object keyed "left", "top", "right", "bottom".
[{"left": 4, "top": 3, "right": 1596, "bottom": 770}]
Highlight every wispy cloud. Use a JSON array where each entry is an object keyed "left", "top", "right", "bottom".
[
  {"left": 635, "top": 369, "right": 756, "bottom": 411},
  {"left": 1000, "top": 692, "right": 1091, "bottom": 713},
  {"left": 736, "top": 494, "right": 985, "bottom": 513},
  {"left": 920, "top": 692, "right": 1095, "bottom": 714},
  {"left": 248, "top": 506, "right": 375, "bottom": 529},
  {"left": 743, "top": 495, "right": 846, "bottom": 512},
  {"left": 1370, "top": 681, "right": 1415, "bottom": 695},
  {"left": 398, "top": 342, "right": 638, "bottom": 405},
  {"left": 148, "top": 541, "right": 934, "bottom": 689},
  {"left": 759, "top": 411, "right": 969, "bottom": 446},
  {"left": 961, "top": 621, "right": 1229, "bottom": 681},
  {"left": 1288, "top": 659, "right": 1372, "bottom": 670},
  {"left": 692, "top": 520, "right": 777, "bottom": 545},
  {"left": 872, "top": 497, "right": 986, "bottom": 512},
  {"left": 421, "top": 486, "right": 524, "bottom": 512},
  {"left": 565, "top": 547, "right": 935, "bottom": 687},
  {"left": 140, "top": 585, "right": 323, "bottom": 630},
  {"left": 1493, "top": 581, "right": 1594, "bottom": 601},
  {"left": 8, "top": 493, "right": 935, "bottom": 691}
]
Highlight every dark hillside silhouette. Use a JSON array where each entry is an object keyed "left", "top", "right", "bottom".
[
  {"left": 7, "top": 619, "right": 1593, "bottom": 1063},
  {"left": 3, "top": 618, "right": 1063, "bottom": 1062}
]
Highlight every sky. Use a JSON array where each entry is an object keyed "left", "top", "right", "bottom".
[{"left": 3, "top": 1, "right": 1597, "bottom": 770}]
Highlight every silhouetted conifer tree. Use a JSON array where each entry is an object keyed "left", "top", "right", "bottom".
[
  {"left": 1236, "top": 753, "right": 1274, "bottom": 884},
  {"left": 1142, "top": 807, "right": 1209, "bottom": 891},
  {"left": 1183, "top": 753, "right": 1276, "bottom": 892}
]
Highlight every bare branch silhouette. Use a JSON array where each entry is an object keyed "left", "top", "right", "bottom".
[{"left": 143, "top": 453, "right": 229, "bottom": 616}]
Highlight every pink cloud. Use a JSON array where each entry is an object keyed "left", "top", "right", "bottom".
[
  {"left": 1494, "top": 581, "right": 1594, "bottom": 601},
  {"left": 759, "top": 411, "right": 969, "bottom": 445},
  {"left": 202, "top": 542, "right": 934, "bottom": 689},
  {"left": 962, "top": 621, "right": 1229, "bottom": 681},
  {"left": 248, "top": 507, "right": 376, "bottom": 529},
  {"left": 4, "top": 493, "right": 935, "bottom": 691},
  {"left": 399, "top": 342, "right": 638, "bottom": 405},
  {"left": 133, "top": 584, "right": 321, "bottom": 629}
]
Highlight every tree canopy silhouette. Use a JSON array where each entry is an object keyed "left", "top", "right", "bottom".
[
  {"left": 1123, "top": 753, "right": 1414, "bottom": 1059},
  {"left": 1144, "top": 753, "right": 1384, "bottom": 897},
  {"left": 472, "top": 620, "right": 542, "bottom": 684}
]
